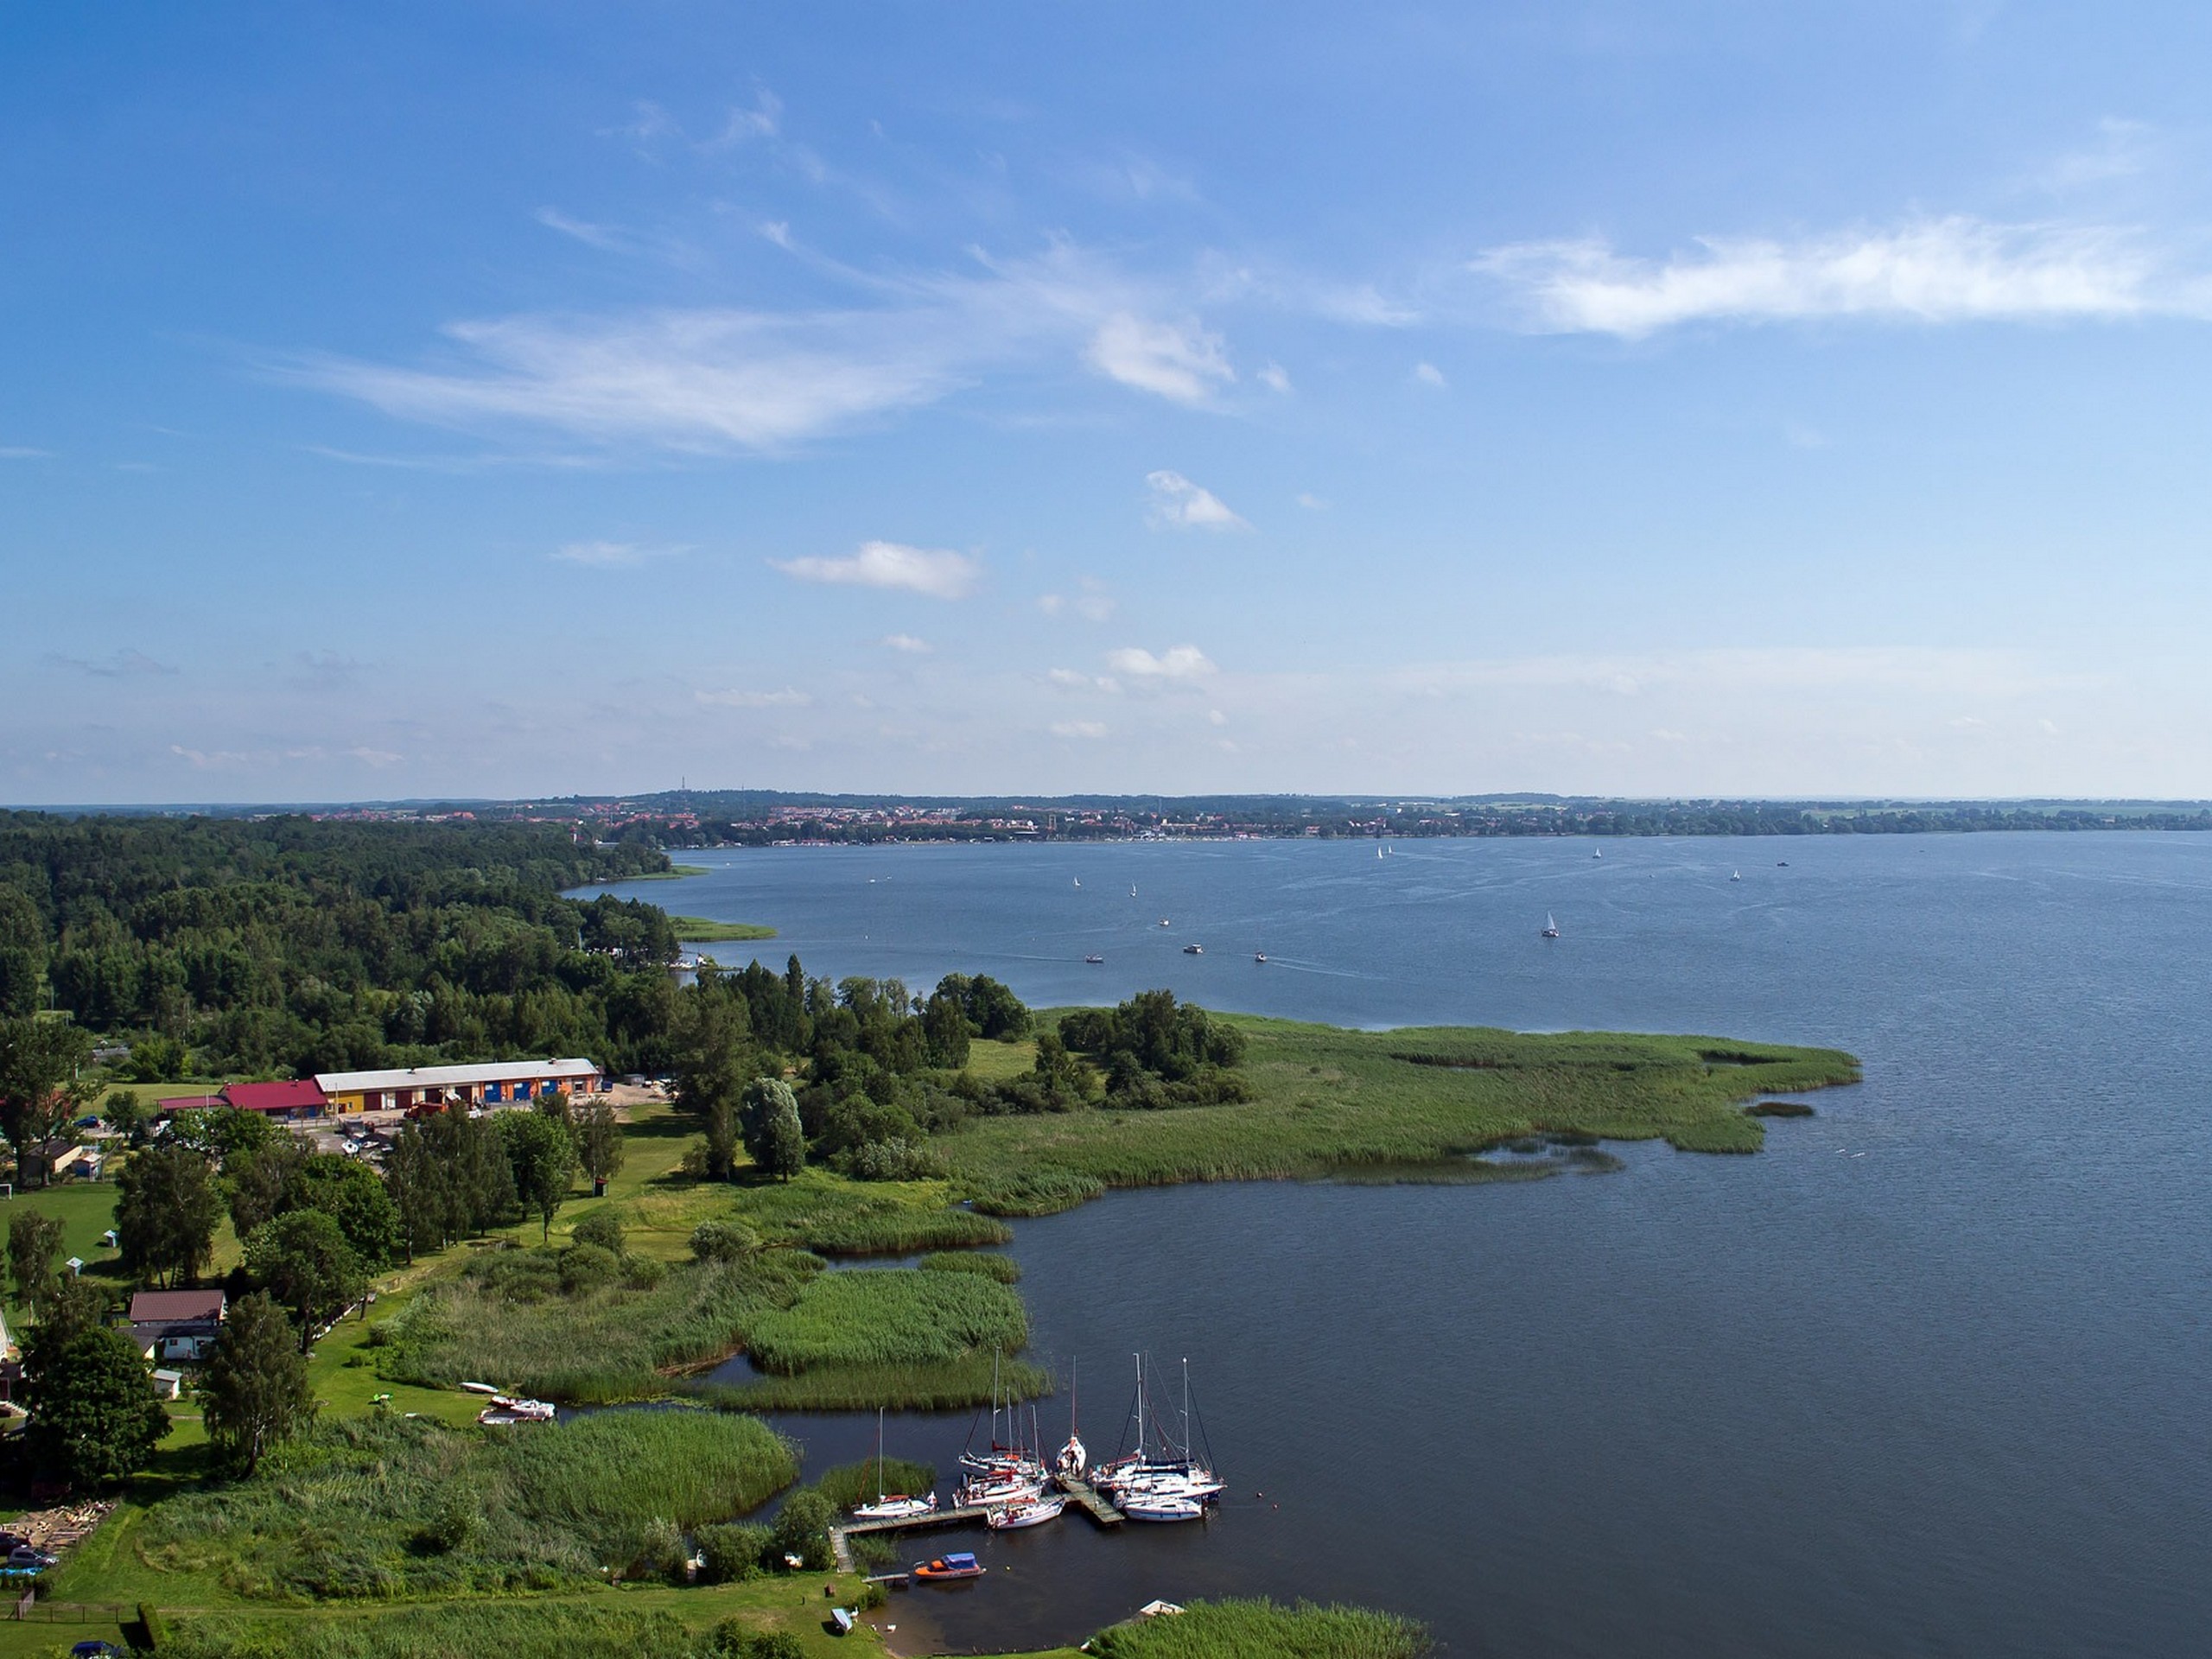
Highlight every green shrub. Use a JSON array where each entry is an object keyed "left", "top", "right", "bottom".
[
  {"left": 766, "top": 1489, "right": 835, "bottom": 1573},
  {"left": 569, "top": 1210, "right": 626, "bottom": 1254},
  {"left": 557, "top": 1243, "right": 620, "bottom": 1294},
  {"left": 695, "top": 1521, "right": 771, "bottom": 1585},
  {"left": 690, "top": 1219, "right": 758, "bottom": 1262},
  {"left": 709, "top": 1624, "right": 805, "bottom": 1659}
]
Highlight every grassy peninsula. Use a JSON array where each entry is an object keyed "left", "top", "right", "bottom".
[
  {"left": 949, "top": 1014, "right": 1858, "bottom": 1215},
  {"left": 672, "top": 916, "right": 779, "bottom": 941}
]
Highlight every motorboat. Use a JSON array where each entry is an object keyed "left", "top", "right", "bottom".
[
  {"left": 912, "top": 1551, "right": 987, "bottom": 1582},
  {"left": 1253, "top": 951, "right": 1267, "bottom": 963},
  {"left": 1084, "top": 954, "right": 1104, "bottom": 964},
  {"left": 1158, "top": 918, "right": 1172, "bottom": 927},
  {"left": 959, "top": 1473, "right": 1044, "bottom": 1507},
  {"left": 1182, "top": 944, "right": 1203, "bottom": 955},
  {"left": 985, "top": 1494, "right": 1066, "bottom": 1529},
  {"left": 478, "top": 1394, "right": 556, "bottom": 1424}
]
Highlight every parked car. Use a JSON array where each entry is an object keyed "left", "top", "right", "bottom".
[
  {"left": 73, "top": 1641, "right": 126, "bottom": 1658},
  {"left": 10, "top": 1546, "right": 59, "bottom": 1569}
]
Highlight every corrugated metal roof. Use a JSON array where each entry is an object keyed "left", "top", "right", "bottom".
[
  {"left": 314, "top": 1058, "right": 601, "bottom": 1093},
  {"left": 223, "top": 1080, "right": 327, "bottom": 1111}
]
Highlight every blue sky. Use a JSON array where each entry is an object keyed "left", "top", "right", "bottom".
[{"left": 9, "top": 2, "right": 2212, "bottom": 803}]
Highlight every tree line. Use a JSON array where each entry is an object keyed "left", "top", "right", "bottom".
[{"left": 0, "top": 812, "right": 677, "bottom": 1079}]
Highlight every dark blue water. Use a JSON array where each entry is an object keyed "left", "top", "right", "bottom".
[{"left": 582, "top": 835, "right": 2212, "bottom": 1656}]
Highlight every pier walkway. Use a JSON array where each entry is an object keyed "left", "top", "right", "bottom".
[{"left": 827, "top": 1479, "right": 1123, "bottom": 1572}]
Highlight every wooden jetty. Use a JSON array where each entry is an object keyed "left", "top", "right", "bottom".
[
  {"left": 1057, "top": 1474, "right": 1123, "bottom": 1527},
  {"left": 827, "top": 1479, "right": 1122, "bottom": 1572}
]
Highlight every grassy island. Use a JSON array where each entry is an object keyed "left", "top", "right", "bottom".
[{"left": 672, "top": 916, "right": 779, "bottom": 941}]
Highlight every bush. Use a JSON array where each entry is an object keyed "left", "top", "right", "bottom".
[
  {"left": 709, "top": 1624, "right": 806, "bottom": 1659},
  {"left": 766, "top": 1489, "right": 835, "bottom": 1573},
  {"left": 557, "top": 1243, "right": 620, "bottom": 1295},
  {"left": 835, "top": 1138, "right": 949, "bottom": 1181},
  {"left": 695, "top": 1521, "right": 770, "bottom": 1585},
  {"left": 569, "top": 1210, "right": 626, "bottom": 1255},
  {"left": 690, "top": 1219, "right": 759, "bottom": 1262}
]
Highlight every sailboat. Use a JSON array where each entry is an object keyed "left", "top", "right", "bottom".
[
  {"left": 850, "top": 1408, "right": 938, "bottom": 1520},
  {"left": 1730, "top": 869, "right": 1742, "bottom": 882},
  {"left": 957, "top": 1355, "right": 1044, "bottom": 1504},
  {"left": 1541, "top": 913, "right": 1560, "bottom": 939},
  {"left": 1592, "top": 848, "right": 1603, "bottom": 859},
  {"left": 1073, "top": 877, "right": 1081, "bottom": 888},
  {"left": 1096, "top": 1355, "right": 1223, "bottom": 1518},
  {"left": 1131, "top": 884, "right": 1138, "bottom": 898},
  {"left": 1056, "top": 1360, "right": 1088, "bottom": 1479}
]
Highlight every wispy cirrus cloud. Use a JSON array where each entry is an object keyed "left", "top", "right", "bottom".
[
  {"left": 1050, "top": 720, "right": 1110, "bottom": 740},
  {"left": 1145, "top": 470, "right": 1249, "bottom": 531},
  {"left": 1107, "top": 645, "right": 1217, "bottom": 680},
  {"left": 1476, "top": 215, "right": 2184, "bottom": 337},
  {"left": 880, "top": 632, "right": 932, "bottom": 653},
  {"left": 696, "top": 686, "right": 811, "bottom": 709},
  {"left": 554, "top": 539, "right": 687, "bottom": 568},
  {"left": 0, "top": 445, "right": 53, "bottom": 460},
  {"left": 46, "top": 649, "right": 177, "bottom": 678},
  {"left": 285, "top": 243, "right": 1249, "bottom": 454},
  {"left": 774, "top": 540, "right": 981, "bottom": 599}
]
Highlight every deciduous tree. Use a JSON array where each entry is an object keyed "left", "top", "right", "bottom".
[
  {"left": 22, "top": 1323, "right": 170, "bottom": 1490},
  {"left": 245, "top": 1210, "right": 365, "bottom": 1352},
  {"left": 0, "top": 1017, "right": 96, "bottom": 1186},
  {"left": 7, "top": 1210, "right": 65, "bottom": 1306},
  {"left": 199, "top": 1291, "right": 316, "bottom": 1475},
  {"left": 499, "top": 1109, "right": 575, "bottom": 1242},
  {"left": 115, "top": 1141, "right": 224, "bottom": 1287}
]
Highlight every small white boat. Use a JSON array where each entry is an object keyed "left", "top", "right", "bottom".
[
  {"left": 1253, "top": 951, "right": 1267, "bottom": 963},
  {"left": 1073, "top": 877, "right": 1081, "bottom": 888},
  {"left": 1541, "top": 913, "right": 1560, "bottom": 939},
  {"left": 1593, "top": 848, "right": 1603, "bottom": 859},
  {"left": 1158, "top": 918, "right": 1172, "bottom": 927},
  {"left": 960, "top": 1474, "right": 1045, "bottom": 1506},
  {"left": 1182, "top": 944, "right": 1203, "bottom": 955},
  {"left": 1084, "top": 954, "right": 1104, "bottom": 965},
  {"left": 1131, "top": 884, "right": 1138, "bottom": 898},
  {"left": 460, "top": 1382, "right": 500, "bottom": 1395},
  {"left": 1120, "top": 1494, "right": 1205, "bottom": 1522},
  {"left": 479, "top": 1394, "right": 556, "bottom": 1425},
  {"left": 1731, "top": 869, "right": 1742, "bottom": 881},
  {"left": 986, "top": 1493, "right": 1066, "bottom": 1529},
  {"left": 852, "top": 1493, "right": 937, "bottom": 1521}
]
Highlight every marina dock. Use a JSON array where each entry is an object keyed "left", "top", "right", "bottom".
[
  {"left": 1056, "top": 1474, "right": 1124, "bottom": 1527},
  {"left": 828, "top": 1479, "right": 1123, "bottom": 1571}
]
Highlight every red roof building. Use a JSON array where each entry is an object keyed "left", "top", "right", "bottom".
[{"left": 219, "top": 1080, "right": 328, "bottom": 1116}]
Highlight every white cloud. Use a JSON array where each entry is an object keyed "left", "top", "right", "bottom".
[
  {"left": 1050, "top": 721, "right": 1110, "bottom": 739},
  {"left": 709, "top": 89, "right": 783, "bottom": 146},
  {"left": 289, "top": 243, "right": 1245, "bottom": 451},
  {"left": 1038, "top": 578, "right": 1117, "bottom": 620},
  {"left": 696, "top": 687, "right": 812, "bottom": 709},
  {"left": 1208, "top": 709, "right": 1228, "bottom": 726},
  {"left": 46, "top": 649, "right": 178, "bottom": 678},
  {"left": 1085, "top": 314, "right": 1234, "bottom": 404},
  {"left": 1476, "top": 216, "right": 2174, "bottom": 337},
  {"left": 880, "top": 632, "right": 931, "bottom": 653},
  {"left": 1413, "top": 361, "right": 1447, "bottom": 387},
  {"left": 1107, "top": 645, "right": 1217, "bottom": 680},
  {"left": 773, "top": 540, "right": 981, "bottom": 599},
  {"left": 1036, "top": 594, "right": 1065, "bottom": 617},
  {"left": 536, "top": 208, "right": 629, "bottom": 253},
  {"left": 554, "top": 539, "right": 686, "bottom": 567},
  {"left": 0, "top": 445, "right": 53, "bottom": 460},
  {"left": 1258, "top": 361, "right": 1292, "bottom": 393},
  {"left": 1145, "top": 470, "right": 1249, "bottom": 531},
  {"left": 1296, "top": 492, "right": 1329, "bottom": 510}
]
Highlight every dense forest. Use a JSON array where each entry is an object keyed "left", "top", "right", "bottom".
[{"left": 0, "top": 813, "right": 679, "bottom": 1077}]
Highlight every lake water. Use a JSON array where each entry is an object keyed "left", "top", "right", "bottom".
[{"left": 582, "top": 834, "right": 2212, "bottom": 1656}]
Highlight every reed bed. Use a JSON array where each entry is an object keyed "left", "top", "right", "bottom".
[
  {"left": 740, "top": 1268, "right": 1027, "bottom": 1373},
  {"left": 944, "top": 1016, "right": 1858, "bottom": 1211},
  {"left": 726, "top": 1172, "right": 1013, "bottom": 1254},
  {"left": 684, "top": 1352, "right": 1052, "bottom": 1411},
  {"left": 162, "top": 1605, "right": 703, "bottom": 1659},
  {"left": 137, "top": 1410, "right": 794, "bottom": 1601},
  {"left": 918, "top": 1249, "right": 1021, "bottom": 1281},
  {"left": 377, "top": 1253, "right": 819, "bottom": 1404},
  {"left": 809, "top": 1456, "right": 938, "bottom": 1509},
  {"left": 1088, "top": 1598, "right": 1430, "bottom": 1658}
]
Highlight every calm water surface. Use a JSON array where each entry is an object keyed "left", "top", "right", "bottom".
[{"left": 583, "top": 835, "right": 2212, "bottom": 1656}]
